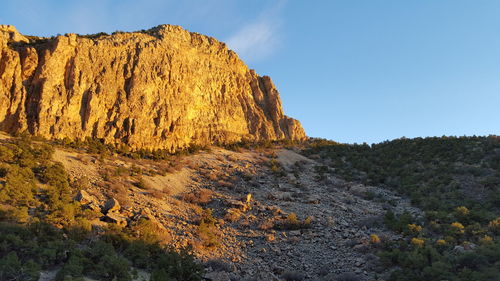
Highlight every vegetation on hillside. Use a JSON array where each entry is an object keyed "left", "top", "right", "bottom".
[
  {"left": 3, "top": 131, "right": 499, "bottom": 280},
  {"left": 304, "top": 136, "right": 500, "bottom": 281},
  {"left": 0, "top": 135, "right": 203, "bottom": 281},
  {"left": 55, "top": 136, "right": 209, "bottom": 160}
]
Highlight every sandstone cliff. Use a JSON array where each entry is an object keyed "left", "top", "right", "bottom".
[{"left": 0, "top": 25, "right": 305, "bottom": 151}]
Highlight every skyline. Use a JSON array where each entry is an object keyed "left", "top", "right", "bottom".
[{"left": 1, "top": 0, "right": 499, "bottom": 144}]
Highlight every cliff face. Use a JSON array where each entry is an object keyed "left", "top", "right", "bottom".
[{"left": 0, "top": 24, "right": 305, "bottom": 151}]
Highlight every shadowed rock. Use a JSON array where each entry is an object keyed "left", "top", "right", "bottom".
[{"left": 103, "top": 197, "right": 121, "bottom": 213}]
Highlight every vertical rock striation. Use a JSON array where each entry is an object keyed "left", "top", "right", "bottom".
[{"left": 0, "top": 24, "right": 305, "bottom": 151}]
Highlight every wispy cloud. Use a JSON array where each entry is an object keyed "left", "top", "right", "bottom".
[
  {"left": 226, "top": 1, "right": 286, "bottom": 63},
  {"left": 226, "top": 20, "right": 279, "bottom": 63},
  {"left": 1, "top": 0, "right": 284, "bottom": 59}
]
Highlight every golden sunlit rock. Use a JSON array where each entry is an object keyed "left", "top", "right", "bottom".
[{"left": 0, "top": 25, "right": 305, "bottom": 151}]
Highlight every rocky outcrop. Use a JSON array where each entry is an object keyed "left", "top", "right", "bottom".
[
  {"left": 74, "top": 190, "right": 96, "bottom": 205},
  {"left": 0, "top": 25, "right": 306, "bottom": 151},
  {"left": 74, "top": 189, "right": 101, "bottom": 211}
]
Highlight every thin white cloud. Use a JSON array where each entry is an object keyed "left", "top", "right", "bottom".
[
  {"left": 226, "top": 1, "right": 285, "bottom": 63},
  {"left": 227, "top": 20, "right": 279, "bottom": 63},
  {"left": 1, "top": 0, "right": 284, "bottom": 57}
]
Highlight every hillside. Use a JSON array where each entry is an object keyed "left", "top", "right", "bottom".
[
  {"left": 305, "top": 136, "right": 500, "bottom": 281},
  {"left": 2, "top": 132, "right": 498, "bottom": 281},
  {"left": 0, "top": 25, "right": 305, "bottom": 152},
  {"left": 0, "top": 131, "right": 422, "bottom": 281}
]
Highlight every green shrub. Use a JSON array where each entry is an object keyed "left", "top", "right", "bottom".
[
  {"left": 123, "top": 240, "right": 152, "bottom": 268},
  {"left": 93, "top": 254, "right": 132, "bottom": 281},
  {"left": 269, "top": 159, "right": 286, "bottom": 177},
  {"left": 0, "top": 165, "right": 37, "bottom": 206},
  {"left": 197, "top": 209, "right": 219, "bottom": 247},
  {"left": 56, "top": 251, "right": 87, "bottom": 281},
  {"left": 0, "top": 145, "right": 15, "bottom": 162},
  {"left": 0, "top": 136, "right": 203, "bottom": 281},
  {"left": 0, "top": 252, "right": 40, "bottom": 281},
  {"left": 151, "top": 269, "right": 170, "bottom": 281},
  {"left": 306, "top": 136, "right": 500, "bottom": 280},
  {"left": 384, "top": 211, "right": 415, "bottom": 233}
]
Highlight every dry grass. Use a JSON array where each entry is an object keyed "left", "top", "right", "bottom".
[
  {"left": 109, "top": 182, "right": 131, "bottom": 207},
  {"left": 258, "top": 219, "right": 275, "bottom": 230},
  {"left": 226, "top": 154, "right": 238, "bottom": 162},
  {"left": 149, "top": 189, "right": 166, "bottom": 199},
  {"left": 114, "top": 166, "right": 128, "bottom": 176},
  {"left": 207, "top": 173, "right": 218, "bottom": 181},
  {"left": 169, "top": 156, "right": 185, "bottom": 171},
  {"left": 182, "top": 189, "right": 213, "bottom": 204},
  {"left": 156, "top": 157, "right": 184, "bottom": 175},
  {"left": 110, "top": 181, "right": 126, "bottom": 193},
  {"left": 186, "top": 160, "right": 200, "bottom": 170},
  {"left": 72, "top": 176, "right": 91, "bottom": 190},
  {"left": 135, "top": 176, "right": 149, "bottom": 189},
  {"left": 224, "top": 208, "right": 242, "bottom": 223},
  {"left": 275, "top": 213, "right": 312, "bottom": 230},
  {"left": 217, "top": 180, "right": 234, "bottom": 189},
  {"left": 156, "top": 163, "right": 171, "bottom": 176},
  {"left": 162, "top": 186, "right": 172, "bottom": 195}
]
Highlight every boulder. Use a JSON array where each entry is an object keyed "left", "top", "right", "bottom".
[
  {"left": 103, "top": 212, "right": 128, "bottom": 227},
  {"left": 74, "top": 190, "right": 96, "bottom": 205},
  {"left": 103, "top": 198, "right": 121, "bottom": 213},
  {"left": 269, "top": 191, "right": 293, "bottom": 201},
  {"left": 74, "top": 190, "right": 102, "bottom": 214},
  {"left": 87, "top": 202, "right": 102, "bottom": 212},
  {"left": 453, "top": 245, "right": 466, "bottom": 254}
]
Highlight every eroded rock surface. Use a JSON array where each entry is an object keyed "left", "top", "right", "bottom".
[{"left": 0, "top": 25, "right": 305, "bottom": 151}]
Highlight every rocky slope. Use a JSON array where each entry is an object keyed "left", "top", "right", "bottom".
[
  {"left": 45, "top": 138, "right": 420, "bottom": 281},
  {"left": 0, "top": 25, "right": 305, "bottom": 151}
]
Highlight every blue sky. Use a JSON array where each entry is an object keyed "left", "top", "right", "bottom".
[{"left": 1, "top": 1, "right": 499, "bottom": 143}]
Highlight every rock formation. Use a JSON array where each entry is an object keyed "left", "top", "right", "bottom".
[{"left": 0, "top": 24, "right": 306, "bottom": 151}]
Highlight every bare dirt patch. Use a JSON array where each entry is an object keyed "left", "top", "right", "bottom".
[
  {"left": 53, "top": 149, "right": 100, "bottom": 183},
  {"left": 276, "top": 148, "right": 313, "bottom": 167}
]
